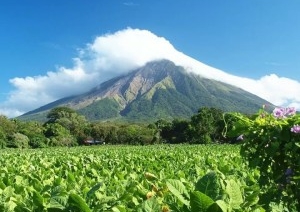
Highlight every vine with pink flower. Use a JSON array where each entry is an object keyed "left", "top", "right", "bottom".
[{"left": 226, "top": 105, "right": 300, "bottom": 211}]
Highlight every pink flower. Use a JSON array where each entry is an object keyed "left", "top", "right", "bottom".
[
  {"left": 291, "top": 124, "right": 300, "bottom": 134},
  {"left": 285, "top": 107, "right": 296, "bottom": 116},
  {"left": 272, "top": 107, "right": 296, "bottom": 119},
  {"left": 273, "top": 107, "right": 286, "bottom": 118}
]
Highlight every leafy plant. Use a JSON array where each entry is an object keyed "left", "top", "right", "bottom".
[
  {"left": 0, "top": 144, "right": 263, "bottom": 211},
  {"left": 227, "top": 106, "right": 300, "bottom": 210}
]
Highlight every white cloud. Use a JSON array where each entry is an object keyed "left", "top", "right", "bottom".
[
  {"left": 1, "top": 28, "right": 300, "bottom": 118},
  {"left": 123, "top": 2, "right": 139, "bottom": 6},
  {"left": 176, "top": 56, "right": 300, "bottom": 108}
]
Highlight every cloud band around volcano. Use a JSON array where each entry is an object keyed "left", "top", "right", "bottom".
[{"left": 1, "top": 28, "right": 300, "bottom": 117}]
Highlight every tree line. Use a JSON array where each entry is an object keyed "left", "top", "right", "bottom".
[{"left": 0, "top": 106, "right": 239, "bottom": 149}]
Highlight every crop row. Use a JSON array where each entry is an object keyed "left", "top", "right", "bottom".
[{"left": 0, "top": 145, "right": 263, "bottom": 211}]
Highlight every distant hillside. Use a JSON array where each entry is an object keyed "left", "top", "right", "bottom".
[{"left": 19, "top": 60, "right": 272, "bottom": 122}]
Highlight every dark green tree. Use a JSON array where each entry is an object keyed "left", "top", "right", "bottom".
[
  {"left": 0, "top": 115, "right": 18, "bottom": 148},
  {"left": 106, "top": 125, "right": 119, "bottom": 144},
  {"left": 164, "top": 119, "right": 189, "bottom": 144},
  {"left": 0, "top": 128, "right": 7, "bottom": 148},
  {"left": 158, "top": 120, "right": 173, "bottom": 143},
  {"left": 148, "top": 119, "right": 171, "bottom": 143},
  {"left": 44, "top": 123, "right": 76, "bottom": 146},
  {"left": 46, "top": 106, "right": 77, "bottom": 123},
  {"left": 16, "top": 120, "right": 47, "bottom": 148},
  {"left": 158, "top": 119, "right": 190, "bottom": 144},
  {"left": 45, "top": 106, "right": 89, "bottom": 144},
  {"left": 116, "top": 124, "right": 155, "bottom": 145},
  {"left": 90, "top": 122, "right": 109, "bottom": 143},
  {"left": 188, "top": 107, "right": 224, "bottom": 144},
  {"left": 7, "top": 132, "right": 29, "bottom": 148}
]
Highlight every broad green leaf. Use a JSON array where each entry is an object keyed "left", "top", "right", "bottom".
[
  {"left": 243, "top": 192, "right": 259, "bottom": 207},
  {"left": 46, "top": 186, "right": 68, "bottom": 208},
  {"left": 144, "top": 172, "right": 158, "bottom": 180},
  {"left": 216, "top": 200, "right": 228, "bottom": 212},
  {"left": 4, "top": 197, "right": 18, "bottom": 212},
  {"left": 3, "top": 186, "right": 15, "bottom": 197},
  {"left": 166, "top": 179, "right": 189, "bottom": 206},
  {"left": 67, "top": 172, "right": 76, "bottom": 183},
  {"left": 14, "top": 176, "right": 23, "bottom": 186},
  {"left": 195, "top": 171, "right": 220, "bottom": 200},
  {"left": 207, "top": 202, "right": 223, "bottom": 212},
  {"left": 225, "top": 179, "right": 243, "bottom": 209},
  {"left": 68, "top": 193, "right": 91, "bottom": 212},
  {"left": 112, "top": 206, "right": 127, "bottom": 212},
  {"left": 91, "top": 168, "right": 98, "bottom": 176},
  {"left": 0, "top": 181, "right": 5, "bottom": 189},
  {"left": 48, "top": 197, "right": 66, "bottom": 210},
  {"left": 138, "top": 197, "right": 161, "bottom": 212},
  {"left": 190, "top": 191, "right": 214, "bottom": 212},
  {"left": 48, "top": 187, "right": 68, "bottom": 211},
  {"left": 132, "top": 196, "right": 139, "bottom": 206},
  {"left": 87, "top": 182, "right": 102, "bottom": 198},
  {"left": 138, "top": 182, "right": 152, "bottom": 197},
  {"left": 30, "top": 177, "right": 43, "bottom": 191},
  {"left": 32, "top": 190, "right": 44, "bottom": 209},
  {"left": 13, "top": 204, "right": 32, "bottom": 212}
]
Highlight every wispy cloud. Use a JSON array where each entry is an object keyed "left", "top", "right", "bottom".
[
  {"left": 40, "top": 42, "right": 63, "bottom": 50},
  {"left": 123, "top": 2, "right": 139, "bottom": 7},
  {"left": 265, "top": 61, "right": 286, "bottom": 67},
  {"left": 1, "top": 28, "right": 300, "bottom": 117}
]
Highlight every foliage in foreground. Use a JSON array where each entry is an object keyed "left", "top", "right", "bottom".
[
  {"left": 228, "top": 106, "right": 300, "bottom": 211},
  {"left": 0, "top": 145, "right": 264, "bottom": 211}
]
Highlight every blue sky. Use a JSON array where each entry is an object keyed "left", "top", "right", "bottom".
[{"left": 1, "top": 0, "right": 300, "bottom": 117}]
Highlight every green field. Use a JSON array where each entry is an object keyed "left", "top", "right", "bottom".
[
  {"left": 0, "top": 144, "right": 267, "bottom": 212},
  {"left": 0, "top": 145, "right": 268, "bottom": 211},
  {"left": 1, "top": 104, "right": 298, "bottom": 211}
]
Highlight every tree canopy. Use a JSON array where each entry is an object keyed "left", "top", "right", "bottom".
[{"left": 0, "top": 106, "right": 236, "bottom": 148}]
